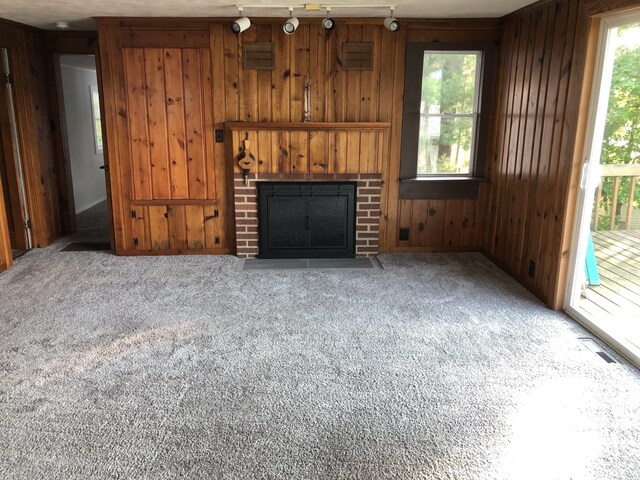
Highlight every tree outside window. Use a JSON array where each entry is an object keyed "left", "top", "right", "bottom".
[
  {"left": 90, "top": 85, "right": 103, "bottom": 154},
  {"left": 595, "top": 22, "right": 640, "bottom": 230},
  {"left": 417, "top": 52, "right": 480, "bottom": 176}
]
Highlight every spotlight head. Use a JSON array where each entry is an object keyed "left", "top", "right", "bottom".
[
  {"left": 322, "top": 7, "right": 335, "bottom": 31},
  {"left": 321, "top": 17, "right": 336, "bottom": 31},
  {"left": 283, "top": 16, "right": 299, "bottom": 35},
  {"left": 384, "top": 16, "right": 400, "bottom": 32},
  {"left": 231, "top": 16, "right": 251, "bottom": 34}
]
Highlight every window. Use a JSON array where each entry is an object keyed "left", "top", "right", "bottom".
[
  {"left": 90, "top": 85, "right": 103, "bottom": 153},
  {"left": 418, "top": 51, "right": 480, "bottom": 175},
  {"left": 400, "top": 42, "right": 496, "bottom": 199}
]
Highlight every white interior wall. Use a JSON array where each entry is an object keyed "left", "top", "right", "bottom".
[{"left": 59, "top": 58, "right": 106, "bottom": 213}]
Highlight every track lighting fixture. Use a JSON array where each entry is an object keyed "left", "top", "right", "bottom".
[
  {"left": 231, "top": 7, "right": 251, "bottom": 34},
  {"left": 283, "top": 7, "right": 299, "bottom": 35},
  {"left": 235, "top": 4, "right": 398, "bottom": 34},
  {"left": 321, "top": 7, "right": 336, "bottom": 31},
  {"left": 384, "top": 7, "right": 400, "bottom": 32}
]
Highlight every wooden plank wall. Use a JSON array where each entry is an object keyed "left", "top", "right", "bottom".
[
  {"left": 0, "top": 20, "right": 62, "bottom": 252},
  {"left": 0, "top": 169, "right": 11, "bottom": 272},
  {"left": 481, "top": 0, "right": 640, "bottom": 307},
  {"left": 228, "top": 125, "right": 388, "bottom": 176},
  {"left": 482, "top": 0, "right": 580, "bottom": 304},
  {"left": 99, "top": 26, "right": 230, "bottom": 254},
  {"left": 97, "top": 18, "right": 501, "bottom": 255}
]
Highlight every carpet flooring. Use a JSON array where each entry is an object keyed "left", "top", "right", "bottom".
[{"left": 1, "top": 244, "right": 639, "bottom": 479}]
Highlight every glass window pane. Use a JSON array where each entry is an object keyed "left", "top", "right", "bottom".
[
  {"left": 95, "top": 120, "right": 103, "bottom": 150},
  {"left": 417, "top": 116, "right": 474, "bottom": 175},
  {"left": 421, "top": 52, "right": 479, "bottom": 115}
]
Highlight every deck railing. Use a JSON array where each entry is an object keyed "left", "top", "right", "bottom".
[{"left": 593, "top": 163, "right": 640, "bottom": 231}]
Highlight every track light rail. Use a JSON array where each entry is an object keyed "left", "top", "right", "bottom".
[{"left": 236, "top": 4, "right": 397, "bottom": 11}]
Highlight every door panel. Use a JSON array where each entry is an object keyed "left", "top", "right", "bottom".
[
  {"left": 122, "top": 47, "right": 215, "bottom": 202},
  {"left": 103, "top": 27, "right": 228, "bottom": 253},
  {"left": 0, "top": 60, "right": 28, "bottom": 252},
  {"left": 0, "top": 128, "right": 16, "bottom": 247}
]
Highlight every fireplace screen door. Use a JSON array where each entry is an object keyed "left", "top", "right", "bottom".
[{"left": 257, "top": 182, "right": 356, "bottom": 258}]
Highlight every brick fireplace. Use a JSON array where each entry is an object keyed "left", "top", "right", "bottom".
[{"left": 233, "top": 173, "right": 382, "bottom": 258}]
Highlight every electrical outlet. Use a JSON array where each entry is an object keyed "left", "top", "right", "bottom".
[
  {"left": 399, "top": 227, "right": 410, "bottom": 241},
  {"left": 215, "top": 130, "right": 224, "bottom": 143},
  {"left": 528, "top": 260, "right": 536, "bottom": 278}
]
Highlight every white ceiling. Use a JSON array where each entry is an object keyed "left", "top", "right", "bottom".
[{"left": 0, "top": 0, "right": 537, "bottom": 30}]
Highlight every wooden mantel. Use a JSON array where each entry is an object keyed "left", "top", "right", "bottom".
[{"left": 226, "top": 122, "right": 391, "bottom": 132}]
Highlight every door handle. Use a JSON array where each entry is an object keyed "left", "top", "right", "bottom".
[{"left": 99, "top": 165, "right": 109, "bottom": 172}]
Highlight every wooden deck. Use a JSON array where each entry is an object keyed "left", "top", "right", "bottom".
[{"left": 581, "top": 229, "right": 640, "bottom": 350}]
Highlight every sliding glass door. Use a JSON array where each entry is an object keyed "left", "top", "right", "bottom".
[{"left": 565, "top": 10, "right": 640, "bottom": 366}]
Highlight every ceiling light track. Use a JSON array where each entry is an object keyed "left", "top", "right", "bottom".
[
  {"left": 237, "top": 4, "right": 397, "bottom": 10},
  {"left": 231, "top": 3, "right": 399, "bottom": 35}
]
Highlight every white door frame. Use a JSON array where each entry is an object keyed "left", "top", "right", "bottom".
[{"left": 564, "top": 9, "right": 640, "bottom": 367}]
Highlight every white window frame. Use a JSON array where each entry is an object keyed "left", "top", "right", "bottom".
[
  {"left": 417, "top": 50, "right": 483, "bottom": 177},
  {"left": 89, "top": 85, "right": 103, "bottom": 154}
]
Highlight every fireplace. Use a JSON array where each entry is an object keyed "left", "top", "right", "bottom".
[
  {"left": 233, "top": 173, "right": 382, "bottom": 258},
  {"left": 258, "top": 182, "right": 356, "bottom": 258}
]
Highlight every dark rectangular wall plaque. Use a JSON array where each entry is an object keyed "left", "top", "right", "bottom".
[
  {"left": 342, "top": 43, "right": 374, "bottom": 70},
  {"left": 242, "top": 42, "right": 275, "bottom": 70}
]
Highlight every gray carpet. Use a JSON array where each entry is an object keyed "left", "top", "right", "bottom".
[{"left": 1, "top": 244, "right": 639, "bottom": 479}]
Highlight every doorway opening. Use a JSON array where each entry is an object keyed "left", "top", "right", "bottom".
[
  {"left": 57, "top": 54, "right": 110, "bottom": 245},
  {"left": 565, "top": 10, "right": 640, "bottom": 366},
  {"left": 0, "top": 48, "right": 31, "bottom": 260}
]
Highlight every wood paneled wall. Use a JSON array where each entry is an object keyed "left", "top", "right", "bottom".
[
  {"left": 399, "top": 199, "right": 480, "bottom": 251},
  {"left": 0, "top": 169, "right": 11, "bottom": 272},
  {"left": 96, "top": 18, "right": 500, "bottom": 255},
  {"left": 481, "top": 0, "right": 640, "bottom": 307},
  {"left": 228, "top": 123, "right": 389, "bottom": 176},
  {"left": 0, "top": 20, "right": 62, "bottom": 253}
]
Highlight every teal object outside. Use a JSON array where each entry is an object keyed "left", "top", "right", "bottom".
[{"left": 585, "top": 232, "right": 601, "bottom": 286}]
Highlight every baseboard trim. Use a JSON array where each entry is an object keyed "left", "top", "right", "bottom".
[{"left": 116, "top": 248, "right": 235, "bottom": 256}]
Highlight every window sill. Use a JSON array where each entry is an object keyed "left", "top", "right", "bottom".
[{"left": 399, "top": 177, "right": 484, "bottom": 199}]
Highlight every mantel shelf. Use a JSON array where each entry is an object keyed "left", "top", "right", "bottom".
[{"left": 225, "top": 122, "right": 392, "bottom": 132}]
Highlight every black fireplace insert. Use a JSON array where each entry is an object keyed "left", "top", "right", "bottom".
[{"left": 257, "top": 182, "right": 356, "bottom": 258}]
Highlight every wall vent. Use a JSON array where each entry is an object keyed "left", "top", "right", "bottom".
[
  {"left": 242, "top": 42, "right": 275, "bottom": 70},
  {"left": 579, "top": 338, "right": 617, "bottom": 363},
  {"left": 342, "top": 43, "right": 374, "bottom": 70}
]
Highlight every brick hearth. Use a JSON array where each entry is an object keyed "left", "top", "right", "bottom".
[{"left": 233, "top": 173, "right": 382, "bottom": 258}]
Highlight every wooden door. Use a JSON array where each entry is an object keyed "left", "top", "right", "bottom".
[
  {"left": 0, "top": 123, "right": 13, "bottom": 271},
  {"left": 100, "top": 27, "right": 229, "bottom": 253},
  {"left": 0, "top": 74, "right": 28, "bottom": 252}
]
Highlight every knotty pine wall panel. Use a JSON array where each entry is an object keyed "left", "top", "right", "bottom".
[
  {"left": 481, "top": 0, "right": 640, "bottom": 307},
  {"left": 483, "top": 0, "right": 581, "bottom": 305},
  {"left": 97, "top": 18, "right": 501, "bottom": 255},
  {"left": 0, "top": 20, "right": 62, "bottom": 255},
  {"left": 228, "top": 127, "right": 389, "bottom": 177},
  {"left": 0, "top": 173, "right": 11, "bottom": 272}
]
